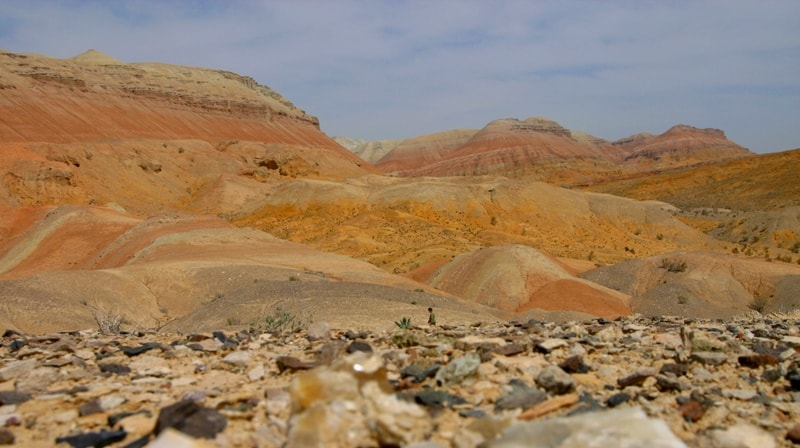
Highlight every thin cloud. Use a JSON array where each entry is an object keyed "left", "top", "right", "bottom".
[{"left": 1, "top": 0, "right": 797, "bottom": 152}]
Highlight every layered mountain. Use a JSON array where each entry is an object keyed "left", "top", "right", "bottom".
[
  {"left": 0, "top": 49, "right": 374, "bottom": 214},
  {"left": 349, "top": 117, "right": 751, "bottom": 184},
  {"left": 0, "top": 48, "right": 795, "bottom": 333}
]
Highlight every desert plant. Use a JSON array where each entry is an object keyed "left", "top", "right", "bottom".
[
  {"left": 677, "top": 295, "right": 689, "bottom": 305},
  {"left": 394, "top": 317, "right": 412, "bottom": 330},
  {"left": 659, "top": 258, "right": 687, "bottom": 273},
  {"left": 259, "top": 307, "right": 308, "bottom": 334},
  {"left": 92, "top": 305, "right": 123, "bottom": 335}
]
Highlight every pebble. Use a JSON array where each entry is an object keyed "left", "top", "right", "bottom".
[
  {"left": 536, "top": 365, "right": 576, "bottom": 395},
  {"left": 221, "top": 351, "right": 250, "bottom": 367},
  {"left": 494, "top": 379, "right": 546, "bottom": 411},
  {"left": 0, "top": 429, "right": 13, "bottom": 445},
  {"left": 0, "top": 314, "right": 796, "bottom": 447},
  {"left": 488, "top": 406, "right": 687, "bottom": 447},
  {"left": 691, "top": 351, "right": 728, "bottom": 366},
  {"left": 306, "top": 322, "right": 331, "bottom": 341},
  {"left": 154, "top": 399, "right": 227, "bottom": 439},
  {"left": 435, "top": 353, "right": 481, "bottom": 386}
]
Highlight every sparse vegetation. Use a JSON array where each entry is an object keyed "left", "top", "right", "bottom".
[
  {"left": 259, "top": 307, "right": 308, "bottom": 334},
  {"left": 289, "top": 275, "right": 300, "bottom": 281},
  {"left": 678, "top": 295, "right": 688, "bottom": 305},
  {"left": 659, "top": 258, "right": 687, "bottom": 273},
  {"left": 92, "top": 305, "right": 123, "bottom": 335},
  {"left": 394, "top": 316, "right": 412, "bottom": 330}
]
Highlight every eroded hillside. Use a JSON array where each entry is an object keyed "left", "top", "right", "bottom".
[{"left": 1, "top": 48, "right": 797, "bottom": 333}]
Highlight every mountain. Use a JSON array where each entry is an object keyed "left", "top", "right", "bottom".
[
  {"left": 0, "top": 49, "right": 374, "bottom": 215},
  {"left": 0, "top": 48, "right": 795, "bottom": 333},
  {"left": 333, "top": 136, "right": 403, "bottom": 163},
  {"left": 343, "top": 117, "right": 751, "bottom": 185}
]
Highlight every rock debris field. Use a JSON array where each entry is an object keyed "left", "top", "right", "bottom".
[{"left": 1, "top": 313, "right": 800, "bottom": 448}]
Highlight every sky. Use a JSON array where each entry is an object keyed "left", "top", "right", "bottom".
[{"left": 1, "top": 0, "right": 798, "bottom": 153}]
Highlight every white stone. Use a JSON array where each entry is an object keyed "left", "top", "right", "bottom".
[
  {"left": 222, "top": 351, "right": 250, "bottom": 367},
  {"left": 488, "top": 406, "right": 686, "bottom": 447},
  {"left": 130, "top": 356, "right": 171, "bottom": 377},
  {"left": 0, "top": 359, "right": 38, "bottom": 382},
  {"left": 248, "top": 363, "right": 266, "bottom": 381},
  {"left": 708, "top": 423, "right": 776, "bottom": 448}
]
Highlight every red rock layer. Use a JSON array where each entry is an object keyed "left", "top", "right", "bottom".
[{"left": 0, "top": 49, "right": 364, "bottom": 166}]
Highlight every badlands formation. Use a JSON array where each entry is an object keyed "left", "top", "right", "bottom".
[{"left": 0, "top": 49, "right": 799, "bottom": 447}]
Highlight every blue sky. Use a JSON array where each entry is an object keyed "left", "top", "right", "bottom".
[{"left": 1, "top": 0, "right": 798, "bottom": 153}]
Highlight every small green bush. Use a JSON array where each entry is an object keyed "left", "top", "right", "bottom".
[{"left": 395, "top": 317, "right": 412, "bottom": 330}]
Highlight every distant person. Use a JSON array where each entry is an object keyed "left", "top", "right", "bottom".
[{"left": 427, "top": 307, "right": 436, "bottom": 326}]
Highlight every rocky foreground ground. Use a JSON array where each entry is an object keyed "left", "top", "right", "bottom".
[{"left": 1, "top": 311, "right": 800, "bottom": 448}]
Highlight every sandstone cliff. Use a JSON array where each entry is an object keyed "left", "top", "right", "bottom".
[{"left": 0, "top": 49, "right": 361, "bottom": 166}]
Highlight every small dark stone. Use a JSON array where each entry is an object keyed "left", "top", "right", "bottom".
[
  {"left": 788, "top": 372, "right": 800, "bottom": 391},
  {"left": 213, "top": 331, "right": 237, "bottom": 346},
  {"left": 660, "top": 363, "right": 689, "bottom": 377},
  {"left": 401, "top": 362, "right": 441, "bottom": 383},
  {"left": 494, "top": 379, "right": 547, "bottom": 411},
  {"left": 493, "top": 342, "right": 526, "bottom": 357},
  {"left": 276, "top": 356, "right": 319, "bottom": 372},
  {"left": 606, "top": 392, "right": 631, "bottom": 408},
  {"left": 346, "top": 340, "right": 373, "bottom": 354},
  {"left": 567, "top": 393, "right": 604, "bottom": 416},
  {"left": 762, "top": 369, "right": 783, "bottom": 383},
  {"left": 738, "top": 354, "right": 779, "bottom": 368},
  {"left": 1, "top": 329, "right": 21, "bottom": 338},
  {"left": 120, "top": 434, "right": 151, "bottom": 448},
  {"left": 9, "top": 340, "right": 25, "bottom": 351},
  {"left": 414, "top": 388, "right": 467, "bottom": 408},
  {"left": 0, "top": 429, "right": 14, "bottom": 445},
  {"left": 120, "top": 342, "right": 160, "bottom": 357},
  {"left": 108, "top": 410, "right": 151, "bottom": 427},
  {"left": 559, "top": 355, "right": 589, "bottom": 374},
  {"left": 185, "top": 334, "right": 209, "bottom": 342},
  {"left": 186, "top": 343, "right": 205, "bottom": 352},
  {"left": 459, "top": 409, "right": 487, "bottom": 418},
  {"left": 99, "top": 363, "right": 131, "bottom": 375},
  {"left": 79, "top": 398, "right": 104, "bottom": 416},
  {"left": 155, "top": 399, "right": 227, "bottom": 439},
  {"left": 786, "top": 423, "right": 800, "bottom": 444},
  {"left": 656, "top": 375, "right": 685, "bottom": 392},
  {"left": 0, "top": 390, "right": 32, "bottom": 405},
  {"left": 618, "top": 370, "right": 655, "bottom": 388},
  {"left": 55, "top": 430, "right": 127, "bottom": 448}
]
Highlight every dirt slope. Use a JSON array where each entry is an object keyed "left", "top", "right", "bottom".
[
  {"left": 0, "top": 205, "right": 503, "bottom": 333},
  {"left": 235, "top": 175, "right": 721, "bottom": 273},
  {"left": 581, "top": 250, "right": 800, "bottom": 318},
  {"left": 428, "top": 244, "right": 631, "bottom": 318}
]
